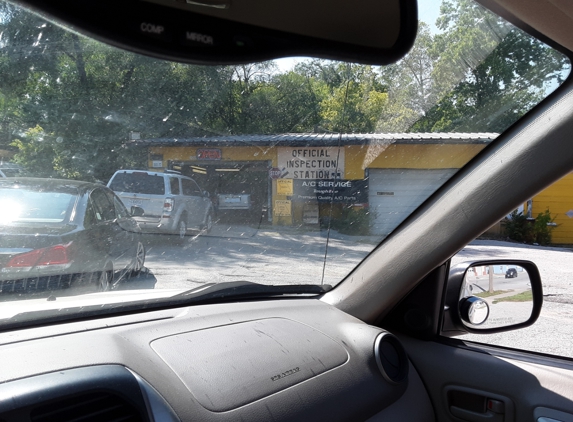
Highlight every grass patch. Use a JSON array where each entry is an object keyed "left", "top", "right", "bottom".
[
  {"left": 475, "top": 290, "right": 511, "bottom": 298},
  {"left": 493, "top": 290, "right": 533, "bottom": 304}
]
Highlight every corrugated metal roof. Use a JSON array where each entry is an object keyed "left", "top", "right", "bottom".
[{"left": 131, "top": 133, "right": 499, "bottom": 147}]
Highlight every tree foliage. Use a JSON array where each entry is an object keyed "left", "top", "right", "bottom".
[
  {"left": 0, "top": 0, "right": 569, "bottom": 182},
  {"left": 411, "top": 0, "right": 568, "bottom": 132},
  {"left": 503, "top": 210, "right": 556, "bottom": 245}
]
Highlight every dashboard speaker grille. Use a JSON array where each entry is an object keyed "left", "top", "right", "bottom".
[{"left": 30, "top": 391, "right": 144, "bottom": 422}]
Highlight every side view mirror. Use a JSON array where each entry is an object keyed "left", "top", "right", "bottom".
[
  {"left": 131, "top": 206, "right": 145, "bottom": 217},
  {"left": 203, "top": 191, "right": 210, "bottom": 198},
  {"left": 442, "top": 260, "right": 543, "bottom": 336}
]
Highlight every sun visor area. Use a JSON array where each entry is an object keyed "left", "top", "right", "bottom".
[{"left": 151, "top": 318, "right": 349, "bottom": 412}]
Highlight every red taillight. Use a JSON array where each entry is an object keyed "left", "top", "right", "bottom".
[
  {"left": 7, "top": 248, "right": 44, "bottom": 268},
  {"left": 37, "top": 244, "right": 70, "bottom": 266},
  {"left": 6, "top": 243, "right": 72, "bottom": 268}
]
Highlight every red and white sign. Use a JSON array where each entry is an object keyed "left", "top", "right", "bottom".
[
  {"left": 197, "top": 149, "right": 222, "bottom": 160},
  {"left": 269, "top": 167, "right": 281, "bottom": 179}
]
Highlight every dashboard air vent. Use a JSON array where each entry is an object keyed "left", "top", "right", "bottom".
[
  {"left": 30, "top": 391, "right": 144, "bottom": 422},
  {"left": 374, "top": 332, "right": 409, "bottom": 384}
]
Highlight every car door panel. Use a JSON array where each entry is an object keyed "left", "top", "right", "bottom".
[
  {"left": 90, "top": 189, "right": 132, "bottom": 272},
  {"left": 181, "top": 178, "right": 204, "bottom": 228},
  {"left": 366, "top": 361, "right": 435, "bottom": 421},
  {"left": 400, "top": 336, "right": 573, "bottom": 422}
]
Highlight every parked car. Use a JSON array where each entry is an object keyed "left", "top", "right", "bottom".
[
  {"left": 0, "top": 162, "right": 23, "bottom": 178},
  {"left": 216, "top": 193, "right": 252, "bottom": 212},
  {"left": 505, "top": 268, "right": 518, "bottom": 278},
  {"left": 108, "top": 170, "right": 214, "bottom": 239},
  {"left": 0, "top": 178, "right": 145, "bottom": 293}
]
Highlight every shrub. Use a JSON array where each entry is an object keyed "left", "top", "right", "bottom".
[
  {"left": 329, "top": 206, "right": 371, "bottom": 235},
  {"left": 503, "top": 209, "right": 556, "bottom": 245},
  {"left": 533, "top": 210, "right": 556, "bottom": 245}
]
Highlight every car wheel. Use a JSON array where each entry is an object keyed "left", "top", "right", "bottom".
[
  {"left": 96, "top": 269, "right": 112, "bottom": 292},
  {"left": 203, "top": 212, "right": 213, "bottom": 233},
  {"left": 175, "top": 218, "right": 187, "bottom": 244},
  {"left": 131, "top": 242, "right": 145, "bottom": 277}
]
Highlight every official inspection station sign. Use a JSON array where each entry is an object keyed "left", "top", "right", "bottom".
[{"left": 277, "top": 147, "right": 345, "bottom": 179}]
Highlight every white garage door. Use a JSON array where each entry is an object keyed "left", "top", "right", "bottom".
[{"left": 368, "top": 168, "right": 457, "bottom": 236}]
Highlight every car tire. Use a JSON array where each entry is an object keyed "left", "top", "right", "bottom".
[
  {"left": 96, "top": 268, "right": 112, "bottom": 292},
  {"left": 175, "top": 217, "right": 187, "bottom": 244},
  {"left": 203, "top": 211, "right": 214, "bottom": 234},
  {"left": 131, "top": 242, "right": 145, "bottom": 277}
]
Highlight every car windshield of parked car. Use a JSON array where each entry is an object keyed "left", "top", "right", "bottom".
[{"left": 0, "top": 0, "right": 569, "bottom": 324}]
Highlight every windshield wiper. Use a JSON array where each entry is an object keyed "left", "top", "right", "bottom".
[{"left": 174, "top": 281, "right": 332, "bottom": 304}]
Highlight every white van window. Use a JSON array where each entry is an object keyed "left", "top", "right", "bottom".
[
  {"left": 169, "top": 177, "right": 180, "bottom": 195},
  {"left": 109, "top": 172, "right": 165, "bottom": 195}
]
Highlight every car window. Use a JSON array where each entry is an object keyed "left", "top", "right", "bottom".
[
  {"left": 0, "top": 168, "right": 20, "bottom": 177},
  {"left": 170, "top": 177, "right": 180, "bottom": 195},
  {"left": 452, "top": 173, "right": 573, "bottom": 358},
  {"left": 111, "top": 193, "right": 130, "bottom": 219},
  {"left": 109, "top": 172, "right": 166, "bottom": 195},
  {"left": 83, "top": 200, "right": 98, "bottom": 228},
  {"left": 0, "top": 187, "right": 75, "bottom": 223},
  {"left": 0, "top": 0, "right": 569, "bottom": 327},
  {"left": 90, "top": 189, "right": 116, "bottom": 222},
  {"left": 451, "top": 177, "right": 573, "bottom": 358},
  {"left": 181, "top": 179, "right": 201, "bottom": 196}
]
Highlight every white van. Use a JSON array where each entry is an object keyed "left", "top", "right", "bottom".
[{"left": 108, "top": 170, "right": 214, "bottom": 239}]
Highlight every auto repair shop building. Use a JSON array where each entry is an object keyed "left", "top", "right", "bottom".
[{"left": 134, "top": 133, "right": 495, "bottom": 236}]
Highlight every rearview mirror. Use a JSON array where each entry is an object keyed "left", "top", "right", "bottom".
[
  {"left": 442, "top": 260, "right": 543, "bottom": 336},
  {"left": 17, "top": 0, "right": 418, "bottom": 65}
]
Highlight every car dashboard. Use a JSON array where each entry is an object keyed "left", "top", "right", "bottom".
[{"left": 0, "top": 299, "right": 433, "bottom": 421}]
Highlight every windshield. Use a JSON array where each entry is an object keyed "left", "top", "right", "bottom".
[{"left": 0, "top": 0, "right": 569, "bottom": 324}]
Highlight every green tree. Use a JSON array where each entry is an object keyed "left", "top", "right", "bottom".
[
  {"left": 375, "top": 23, "right": 435, "bottom": 132},
  {"left": 308, "top": 63, "right": 389, "bottom": 133},
  {"left": 10, "top": 126, "right": 57, "bottom": 177},
  {"left": 411, "top": 0, "right": 569, "bottom": 132}
]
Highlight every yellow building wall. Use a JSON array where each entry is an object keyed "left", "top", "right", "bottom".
[
  {"left": 149, "top": 143, "right": 487, "bottom": 179},
  {"left": 531, "top": 172, "right": 573, "bottom": 244},
  {"left": 148, "top": 146, "right": 277, "bottom": 167},
  {"left": 148, "top": 143, "right": 487, "bottom": 226},
  {"left": 344, "top": 144, "right": 486, "bottom": 179}
]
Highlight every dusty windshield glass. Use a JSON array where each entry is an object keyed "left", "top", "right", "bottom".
[{"left": 0, "top": 0, "right": 569, "bottom": 320}]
